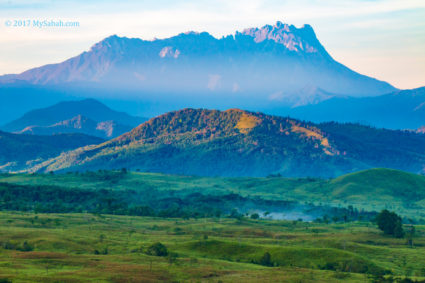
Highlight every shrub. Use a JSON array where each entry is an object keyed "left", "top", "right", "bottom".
[{"left": 94, "top": 247, "right": 108, "bottom": 255}]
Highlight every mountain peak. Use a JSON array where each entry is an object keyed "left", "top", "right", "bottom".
[
  {"left": 90, "top": 34, "right": 143, "bottom": 54},
  {"left": 91, "top": 34, "right": 121, "bottom": 49},
  {"left": 241, "top": 21, "right": 321, "bottom": 53}
]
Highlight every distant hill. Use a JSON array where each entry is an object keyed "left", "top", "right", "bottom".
[
  {"left": 0, "top": 131, "right": 104, "bottom": 172},
  {"left": 17, "top": 115, "right": 133, "bottom": 139},
  {"left": 1, "top": 99, "right": 146, "bottom": 138},
  {"left": 31, "top": 108, "right": 425, "bottom": 177},
  {"left": 282, "top": 87, "right": 425, "bottom": 129}
]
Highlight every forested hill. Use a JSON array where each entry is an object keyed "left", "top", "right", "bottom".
[{"left": 31, "top": 108, "right": 425, "bottom": 177}]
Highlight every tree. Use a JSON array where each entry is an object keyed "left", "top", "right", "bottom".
[
  {"left": 393, "top": 220, "right": 405, "bottom": 238},
  {"left": 146, "top": 242, "right": 168, "bottom": 257},
  {"left": 376, "top": 210, "right": 404, "bottom": 238},
  {"left": 406, "top": 225, "right": 415, "bottom": 247},
  {"left": 16, "top": 241, "right": 33, "bottom": 252},
  {"left": 230, "top": 209, "right": 243, "bottom": 220},
  {"left": 250, "top": 213, "right": 260, "bottom": 220},
  {"left": 259, "top": 252, "right": 273, "bottom": 267}
]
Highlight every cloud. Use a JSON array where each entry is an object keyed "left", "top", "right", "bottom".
[{"left": 207, "top": 74, "right": 221, "bottom": 91}]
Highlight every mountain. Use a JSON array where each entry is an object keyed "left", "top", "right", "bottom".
[
  {"left": 0, "top": 131, "right": 104, "bottom": 172},
  {"left": 280, "top": 87, "right": 425, "bottom": 129},
  {"left": 17, "top": 115, "right": 133, "bottom": 139},
  {"left": 1, "top": 99, "right": 146, "bottom": 138},
  {"left": 30, "top": 108, "right": 425, "bottom": 177},
  {"left": 0, "top": 21, "right": 396, "bottom": 117}
]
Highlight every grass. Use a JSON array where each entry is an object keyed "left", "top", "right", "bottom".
[{"left": 0, "top": 211, "right": 424, "bottom": 282}]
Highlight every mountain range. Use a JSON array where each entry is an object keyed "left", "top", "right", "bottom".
[
  {"left": 0, "top": 21, "right": 397, "bottom": 123},
  {"left": 1, "top": 99, "right": 146, "bottom": 139},
  {"left": 281, "top": 87, "right": 425, "bottom": 129},
  {"left": 30, "top": 108, "right": 425, "bottom": 177}
]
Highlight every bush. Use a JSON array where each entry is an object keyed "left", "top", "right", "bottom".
[
  {"left": 146, "top": 242, "right": 168, "bottom": 257},
  {"left": 2, "top": 241, "right": 15, "bottom": 250},
  {"left": 94, "top": 247, "right": 108, "bottom": 255},
  {"left": 19, "top": 241, "right": 33, "bottom": 252}
]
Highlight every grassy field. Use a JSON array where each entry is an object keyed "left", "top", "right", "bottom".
[
  {"left": 0, "top": 169, "right": 424, "bottom": 282},
  {"left": 0, "top": 211, "right": 424, "bottom": 282}
]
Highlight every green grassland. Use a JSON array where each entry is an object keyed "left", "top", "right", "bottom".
[
  {"left": 0, "top": 212, "right": 424, "bottom": 282},
  {"left": 0, "top": 168, "right": 424, "bottom": 282}
]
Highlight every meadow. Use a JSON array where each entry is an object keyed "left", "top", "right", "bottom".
[{"left": 0, "top": 211, "right": 424, "bottom": 282}]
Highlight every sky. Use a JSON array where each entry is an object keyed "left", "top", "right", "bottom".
[{"left": 0, "top": 0, "right": 424, "bottom": 89}]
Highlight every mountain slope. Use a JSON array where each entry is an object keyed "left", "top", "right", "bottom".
[
  {"left": 0, "top": 131, "right": 104, "bottom": 171},
  {"left": 31, "top": 108, "right": 425, "bottom": 177},
  {"left": 0, "top": 22, "right": 396, "bottom": 110},
  {"left": 1, "top": 99, "right": 146, "bottom": 138}
]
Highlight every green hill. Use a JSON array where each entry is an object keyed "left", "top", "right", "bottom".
[
  {"left": 30, "top": 108, "right": 425, "bottom": 178},
  {"left": 294, "top": 168, "right": 425, "bottom": 215},
  {"left": 326, "top": 168, "right": 425, "bottom": 202}
]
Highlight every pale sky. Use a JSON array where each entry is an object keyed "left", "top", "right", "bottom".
[{"left": 0, "top": 0, "right": 424, "bottom": 89}]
